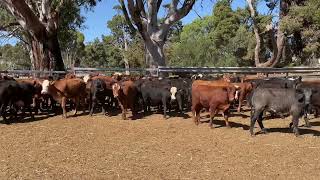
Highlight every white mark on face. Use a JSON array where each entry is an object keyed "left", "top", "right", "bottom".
[
  {"left": 235, "top": 90, "right": 239, "bottom": 100},
  {"left": 41, "top": 80, "right": 50, "bottom": 94},
  {"left": 83, "top": 74, "right": 90, "bottom": 83},
  {"left": 112, "top": 83, "right": 120, "bottom": 98},
  {"left": 170, "top": 87, "right": 177, "bottom": 100}
]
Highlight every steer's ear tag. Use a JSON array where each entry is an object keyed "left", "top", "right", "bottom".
[{"left": 49, "top": 81, "right": 54, "bottom": 85}]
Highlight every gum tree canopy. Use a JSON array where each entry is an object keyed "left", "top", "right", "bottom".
[
  {"left": 0, "top": 0, "right": 96, "bottom": 71},
  {"left": 119, "top": 0, "right": 196, "bottom": 70}
]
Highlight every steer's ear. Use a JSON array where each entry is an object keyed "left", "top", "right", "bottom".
[{"left": 49, "top": 80, "right": 54, "bottom": 85}]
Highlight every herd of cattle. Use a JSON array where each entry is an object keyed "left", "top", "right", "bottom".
[{"left": 1, "top": 72, "right": 320, "bottom": 137}]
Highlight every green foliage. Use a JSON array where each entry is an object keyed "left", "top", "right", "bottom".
[
  {"left": 168, "top": 0, "right": 254, "bottom": 67},
  {"left": 81, "top": 36, "right": 122, "bottom": 68},
  {"left": 281, "top": 0, "right": 320, "bottom": 63},
  {"left": 0, "top": 43, "right": 30, "bottom": 70}
]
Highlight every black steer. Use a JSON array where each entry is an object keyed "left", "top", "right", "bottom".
[
  {"left": 250, "top": 87, "right": 312, "bottom": 136},
  {"left": 140, "top": 80, "right": 182, "bottom": 119}
]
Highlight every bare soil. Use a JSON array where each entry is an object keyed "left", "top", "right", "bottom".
[{"left": 1, "top": 110, "right": 320, "bottom": 179}]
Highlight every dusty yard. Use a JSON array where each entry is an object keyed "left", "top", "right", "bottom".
[{"left": 1, "top": 111, "right": 320, "bottom": 179}]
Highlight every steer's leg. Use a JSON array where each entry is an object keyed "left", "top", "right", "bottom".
[
  {"left": 61, "top": 97, "right": 67, "bottom": 118},
  {"left": 303, "top": 106, "right": 311, "bottom": 128},
  {"left": 257, "top": 112, "right": 267, "bottom": 134},
  {"left": 237, "top": 92, "right": 243, "bottom": 113},
  {"left": 250, "top": 109, "right": 263, "bottom": 136},
  {"left": 222, "top": 105, "right": 231, "bottom": 128},
  {"left": 163, "top": 98, "right": 168, "bottom": 119},
  {"left": 192, "top": 104, "right": 200, "bottom": 125},
  {"left": 0, "top": 103, "right": 9, "bottom": 124},
  {"left": 130, "top": 100, "right": 137, "bottom": 120},
  {"left": 73, "top": 97, "right": 79, "bottom": 116},
  {"left": 119, "top": 100, "right": 127, "bottom": 120},
  {"left": 222, "top": 111, "right": 230, "bottom": 128},
  {"left": 292, "top": 115, "right": 300, "bottom": 136},
  {"left": 89, "top": 97, "right": 96, "bottom": 116},
  {"left": 304, "top": 114, "right": 311, "bottom": 128},
  {"left": 27, "top": 104, "right": 35, "bottom": 120},
  {"left": 209, "top": 106, "right": 216, "bottom": 128}
]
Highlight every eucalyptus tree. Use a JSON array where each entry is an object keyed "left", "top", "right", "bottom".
[
  {"left": 0, "top": 0, "right": 97, "bottom": 71},
  {"left": 119, "top": 0, "right": 196, "bottom": 72}
]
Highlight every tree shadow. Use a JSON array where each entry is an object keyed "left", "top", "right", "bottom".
[
  {"left": 0, "top": 113, "right": 57, "bottom": 124},
  {"left": 229, "top": 113, "right": 250, "bottom": 118},
  {"left": 309, "top": 121, "right": 320, "bottom": 127},
  {"left": 198, "top": 118, "right": 250, "bottom": 130},
  {"left": 167, "top": 111, "right": 191, "bottom": 119},
  {"left": 257, "top": 127, "right": 320, "bottom": 136}
]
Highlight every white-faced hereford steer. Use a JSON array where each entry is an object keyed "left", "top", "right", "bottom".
[
  {"left": 41, "top": 78, "right": 86, "bottom": 118},
  {"left": 112, "top": 80, "right": 138, "bottom": 120}
]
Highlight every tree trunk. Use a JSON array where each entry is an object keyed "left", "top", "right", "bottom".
[
  {"left": 2, "top": 0, "right": 65, "bottom": 72},
  {"left": 123, "top": 35, "right": 130, "bottom": 75},
  {"left": 48, "top": 33, "right": 65, "bottom": 71},
  {"left": 145, "top": 38, "right": 166, "bottom": 76},
  {"left": 29, "top": 32, "right": 65, "bottom": 71},
  {"left": 247, "top": 0, "right": 285, "bottom": 67},
  {"left": 30, "top": 37, "right": 49, "bottom": 71},
  {"left": 120, "top": 0, "right": 196, "bottom": 76}
]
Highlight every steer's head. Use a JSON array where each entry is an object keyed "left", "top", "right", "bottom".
[
  {"left": 83, "top": 74, "right": 91, "bottom": 84},
  {"left": 112, "top": 83, "right": 121, "bottom": 98},
  {"left": 297, "top": 88, "right": 315, "bottom": 105},
  {"left": 170, "top": 87, "right": 178, "bottom": 101},
  {"left": 41, "top": 80, "right": 52, "bottom": 94},
  {"left": 227, "top": 86, "right": 238, "bottom": 102}
]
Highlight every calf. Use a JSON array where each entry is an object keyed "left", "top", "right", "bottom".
[
  {"left": 233, "top": 82, "right": 253, "bottom": 112},
  {"left": 41, "top": 78, "right": 86, "bottom": 118},
  {"left": 139, "top": 80, "right": 177, "bottom": 119},
  {"left": 0, "top": 80, "right": 36, "bottom": 123},
  {"left": 17, "top": 78, "right": 42, "bottom": 114},
  {"left": 250, "top": 87, "right": 312, "bottom": 136},
  {"left": 112, "top": 80, "right": 138, "bottom": 120},
  {"left": 88, "top": 78, "right": 110, "bottom": 116},
  {"left": 192, "top": 84, "right": 236, "bottom": 128}
]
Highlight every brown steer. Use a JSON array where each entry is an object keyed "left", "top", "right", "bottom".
[
  {"left": 41, "top": 78, "right": 86, "bottom": 118},
  {"left": 112, "top": 80, "right": 138, "bottom": 120},
  {"left": 192, "top": 83, "right": 236, "bottom": 128}
]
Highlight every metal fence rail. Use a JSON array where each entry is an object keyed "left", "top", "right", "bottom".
[
  {"left": 1, "top": 66, "right": 320, "bottom": 77},
  {"left": 158, "top": 66, "right": 320, "bottom": 74}
]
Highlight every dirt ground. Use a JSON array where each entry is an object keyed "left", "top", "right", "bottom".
[{"left": 1, "top": 110, "right": 320, "bottom": 180}]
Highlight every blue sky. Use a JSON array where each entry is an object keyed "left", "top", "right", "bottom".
[
  {"left": 0, "top": 0, "right": 270, "bottom": 45},
  {"left": 81, "top": 0, "right": 270, "bottom": 43}
]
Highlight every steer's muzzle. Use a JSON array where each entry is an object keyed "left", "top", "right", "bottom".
[{"left": 41, "top": 90, "right": 47, "bottom": 94}]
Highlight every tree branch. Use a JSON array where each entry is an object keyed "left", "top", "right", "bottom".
[
  {"left": 3, "top": 0, "right": 46, "bottom": 39},
  {"left": 148, "top": 0, "right": 158, "bottom": 29},
  {"left": 126, "top": 0, "right": 148, "bottom": 39},
  {"left": 156, "top": 0, "right": 163, "bottom": 12},
  {"left": 136, "top": 0, "right": 146, "bottom": 18},
  {"left": 119, "top": 0, "right": 137, "bottom": 34},
  {"left": 0, "top": 22, "right": 20, "bottom": 31},
  {"left": 160, "top": 0, "right": 195, "bottom": 32}
]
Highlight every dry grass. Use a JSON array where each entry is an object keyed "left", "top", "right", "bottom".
[{"left": 1, "top": 111, "right": 320, "bottom": 179}]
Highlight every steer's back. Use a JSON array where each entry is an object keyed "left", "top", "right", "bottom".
[
  {"left": 251, "top": 88, "right": 297, "bottom": 112},
  {"left": 54, "top": 78, "right": 86, "bottom": 98}
]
